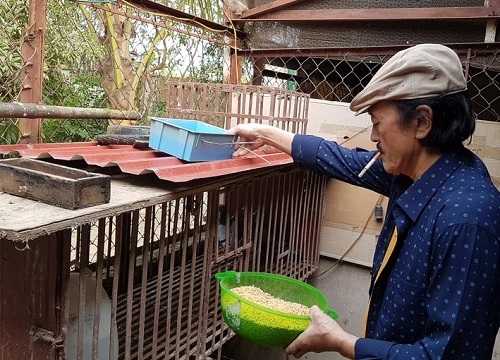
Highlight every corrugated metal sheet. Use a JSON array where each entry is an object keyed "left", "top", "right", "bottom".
[{"left": 0, "top": 142, "right": 293, "bottom": 182}]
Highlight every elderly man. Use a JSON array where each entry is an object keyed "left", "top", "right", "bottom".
[{"left": 230, "top": 44, "right": 499, "bottom": 359}]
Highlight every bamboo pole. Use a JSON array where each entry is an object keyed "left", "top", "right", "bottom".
[{"left": 0, "top": 102, "right": 141, "bottom": 121}]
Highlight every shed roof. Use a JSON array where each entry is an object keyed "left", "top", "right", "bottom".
[{"left": 0, "top": 142, "right": 293, "bottom": 183}]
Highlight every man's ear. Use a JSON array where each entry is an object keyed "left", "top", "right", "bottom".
[{"left": 415, "top": 105, "right": 433, "bottom": 140}]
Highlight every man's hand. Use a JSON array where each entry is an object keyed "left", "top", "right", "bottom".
[
  {"left": 228, "top": 123, "right": 295, "bottom": 157},
  {"left": 284, "top": 306, "right": 358, "bottom": 359},
  {"left": 228, "top": 123, "right": 267, "bottom": 157}
]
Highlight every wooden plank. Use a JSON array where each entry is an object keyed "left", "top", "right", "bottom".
[
  {"left": 0, "top": 172, "right": 281, "bottom": 242},
  {"left": 239, "top": 0, "right": 308, "bottom": 19},
  {"left": 0, "top": 158, "right": 110, "bottom": 210},
  {"left": 319, "top": 224, "right": 376, "bottom": 267},
  {"left": 0, "top": 231, "right": 71, "bottom": 360},
  {"left": 0, "top": 177, "right": 175, "bottom": 241},
  {"left": 237, "top": 6, "right": 498, "bottom": 22}
]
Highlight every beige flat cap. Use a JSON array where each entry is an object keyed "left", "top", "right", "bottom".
[{"left": 349, "top": 44, "right": 467, "bottom": 115}]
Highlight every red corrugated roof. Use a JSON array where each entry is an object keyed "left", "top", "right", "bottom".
[{"left": 0, "top": 142, "right": 293, "bottom": 182}]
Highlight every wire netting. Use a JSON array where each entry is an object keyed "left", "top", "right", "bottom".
[
  {"left": 243, "top": 50, "right": 500, "bottom": 122},
  {"left": 0, "top": 0, "right": 498, "bottom": 145}
]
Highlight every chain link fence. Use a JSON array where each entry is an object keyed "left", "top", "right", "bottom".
[
  {"left": 0, "top": 0, "right": 233, "bottom": 144},
  {"left": 243, "top": 50, "right": 500, "bottom": 122},
  {"left": 0, "top": 0, "right": 498, "bottom": 145}
]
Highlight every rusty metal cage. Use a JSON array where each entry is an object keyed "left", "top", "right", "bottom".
[
  {"left": 65, "top": 168, "right": 325, "bottom": 360},
  {"left": 0, "top": 78, "right": 319, "bottom": 359}
]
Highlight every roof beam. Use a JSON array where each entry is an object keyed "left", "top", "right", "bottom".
[
  {"left": 233, "top": 6, "right": 500, "bottom": 22},
  {"left": 118, "top": 0, "right": 246, "bottom": 39},
  {"left": 240, "top": 0, "right": 308, "bottom": 19},
  {"left": 239, "top": 43, "right": 500, "bottom": 58}
]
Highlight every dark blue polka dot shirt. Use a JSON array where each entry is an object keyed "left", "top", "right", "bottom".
[{"left": 292, "top": 134, "right": 500, "bottom": 360}]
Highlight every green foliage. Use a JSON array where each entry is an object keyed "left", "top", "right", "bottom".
[
  {"left": 0, "top": 120, "right": 20, "bottom": 144},
  {"left": 44, "top": 0, "right": 105, "bottom": 105},
  {"left": 174, "top": 0, "right": 223, "bottom": 23},
  {"left": 187, "top": 42, "right": 223, "bottom": 83},
  {"left": 0, "top": 0, "right": 227, "bottom": 143},
  {"left": 148, "top": 99, "right": 167, "bottom": 119},
  {"left": 0, "top": 0, "right": 27, "bottom": 102},
  {"left": 41, "top": 0, "right": 109, "bottom": 142},
  {"left": 44, "top": 73, "right": 106, "bottom": 108},
  {"left": 41, "top": 118, "right": 108, "bottom": 143},
  {"left": 42, "top": 74, "right": 108, "bottom": 142}
]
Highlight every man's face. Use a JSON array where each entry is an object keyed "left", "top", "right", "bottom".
[{"left": 368, "top": 101, "right": 420, "bottom": 177}]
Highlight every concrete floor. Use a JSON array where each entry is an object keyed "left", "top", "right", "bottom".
[{"left": 220, "top": 257, "right": 500, "bottom": 360}]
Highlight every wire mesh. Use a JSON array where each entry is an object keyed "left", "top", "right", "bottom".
[
  {"left": 0, "top": 0, "right": 233, "bottom": 144},
  {"left": 244, "top": 50, "right": 500, "bottom": 122},
  {"left": 0, "top": 0, "right": 498, "bottom": 145}
]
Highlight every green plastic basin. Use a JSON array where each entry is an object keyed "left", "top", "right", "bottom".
[{"left": 215, "top": 271, "right": 338, "bottom": 348}]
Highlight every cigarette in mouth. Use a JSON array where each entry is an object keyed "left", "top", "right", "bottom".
[{"left": 358, "top": 152, "right": 381, "bottom": 178}]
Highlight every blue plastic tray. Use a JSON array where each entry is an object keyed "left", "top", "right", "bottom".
[{"left": 149, "top": 118, "right": 237, "bottom": 162}]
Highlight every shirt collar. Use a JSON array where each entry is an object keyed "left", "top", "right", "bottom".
[{"left": 395, "top": 150, "right": 465, "bottom": 223}]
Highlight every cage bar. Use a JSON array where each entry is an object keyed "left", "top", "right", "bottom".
[{"left": 60, "top": 167, "right": 327, "bottom": 360}]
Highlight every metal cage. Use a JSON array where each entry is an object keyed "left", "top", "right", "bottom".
[{"left": 65, "top": 168, "right": 326, "bottom": 360}]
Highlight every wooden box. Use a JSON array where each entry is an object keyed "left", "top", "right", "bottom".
[{"left": 0, "top": 158, "right": 110, "bottom": 209}]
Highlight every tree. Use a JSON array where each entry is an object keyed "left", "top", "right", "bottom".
[
  {"left": 76, "top": 0, "right": 224, "bottom": 125},
  {"left": 0, "top": 0, "right": 226, "bottom": 143}
]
